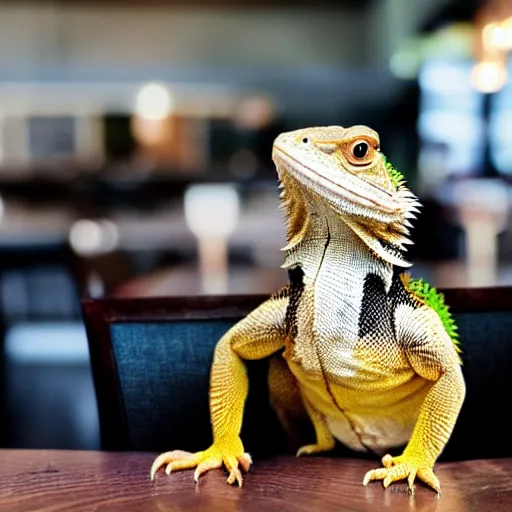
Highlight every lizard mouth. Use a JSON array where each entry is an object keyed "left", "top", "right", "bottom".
[{"left": 272, "top": 145, "right": 403, "bottom": 217}]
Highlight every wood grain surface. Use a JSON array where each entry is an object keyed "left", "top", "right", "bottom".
[{"left": 0, "top": 450, "right": 511, "bottom": 511}]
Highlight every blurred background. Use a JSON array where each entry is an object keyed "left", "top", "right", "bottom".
[{"left": 0, "top": 0, "right": 511, "bottom": 452}]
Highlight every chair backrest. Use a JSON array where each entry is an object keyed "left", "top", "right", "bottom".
[
  {"left": 83, "top": 288, "right": 512, "bottom": 461},
  {"left": 440, "top": 287, "right": 512, "bottom": 461},
  {"left": 82, "top": 295, "right": 285, "bottom": 455}
]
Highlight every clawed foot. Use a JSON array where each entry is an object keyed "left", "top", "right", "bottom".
[
  {"left": 150, "top": 439, "right": 252, "bottom": 486},
  {"left": 363, "top": 454, "right": 440, "bottom": 493}
]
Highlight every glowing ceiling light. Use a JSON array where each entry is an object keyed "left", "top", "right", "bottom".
[
  {"left": 135, "top": 83, "right": 173, "bottom": 121},
  {"left": 470, "top": 61, "right": 508, "bottom": 94},
  {"left": 482, "top": 18, "right": 512, "bottom": 52},
  {"left": 501, "top": 17, "right": 512, "bottom": 50},
  {"left": 483, "top": 23, "right": 502, "bottom": 51},
  {"left": 69, "top": 219, "right": 119, "bottom": 256},
  {"left": 184, "top": 184, "right": 240, "bottom": 239}
]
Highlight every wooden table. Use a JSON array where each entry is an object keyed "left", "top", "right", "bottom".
[{"left": 1, "top": 450, "right": 511, "bottom": 511}]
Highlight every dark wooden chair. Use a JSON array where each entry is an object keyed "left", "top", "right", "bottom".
[
  {"left": 82, "top": 288, "right": 512, "bottom": 462},
  {"left": 82, "top": 295, "right": 287, "bottom": 456}
]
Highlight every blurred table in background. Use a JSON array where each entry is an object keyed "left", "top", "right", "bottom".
[
  {"left": 0, "top": 186, "right": 287, "bottom": 299},
  {"left": 2, "top": 192, "right": 512, "bottom": 297}
]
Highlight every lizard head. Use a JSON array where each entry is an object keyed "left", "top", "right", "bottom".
[{"left": 272, "top": 125, "right": 420, "bottom": 267}]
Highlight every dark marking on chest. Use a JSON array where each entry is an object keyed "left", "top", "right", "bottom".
[
  {"left": 388, "top": 270, "right": 418, "bottom": 309},
  {"left": 388, "top": 270, "right": 421, "bottom": 338},
  {"left": 285, "top": 266, "right": 305, "bottom": 339},
  {"left": 358, "top": 271, "right": 423, "bottom": 341},
  {"left": 358, "top": 273, "right": 392, "bottom": 339}
]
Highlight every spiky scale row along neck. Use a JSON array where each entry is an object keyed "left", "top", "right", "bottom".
[
  {"left": 272, "top": 126, "right": 421, "bottom": 269},
  {"left": 402, "top": 274, "right": 462, "bottom": 358},
  {"left": 382, "top": 154, "right": 406, "bottom": 192},
  {"left": 277, "top": 171, "right": 311, "bottom": 252}
]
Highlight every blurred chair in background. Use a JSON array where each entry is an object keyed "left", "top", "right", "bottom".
[{"left": 0, "top": 237, "right": 99, "bottom": 449}]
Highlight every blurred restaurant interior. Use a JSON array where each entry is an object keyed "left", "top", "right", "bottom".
[{"left": 0, "top": 0, "right": 511, "bottom": 451}]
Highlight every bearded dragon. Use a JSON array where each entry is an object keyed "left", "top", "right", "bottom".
[{"left": 150, "top": 125, "right": 465, "bottom": 493}]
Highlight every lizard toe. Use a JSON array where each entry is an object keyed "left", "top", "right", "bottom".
[
  {"left": 362, "top": 453, "right": 440, "bottom": 493},
  {"left": 151, "top": 439, "right": 250, "bottom": 486}
]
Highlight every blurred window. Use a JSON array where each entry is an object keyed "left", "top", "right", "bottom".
[
  {"left": 490, "top": 68, "right": 512, "bottom": 175},
  {"left": 418, "top": 60, "right": 485, "bottom": 178},
  {"left": 28, "top": 116, "right": 76, "bottom": 160}
]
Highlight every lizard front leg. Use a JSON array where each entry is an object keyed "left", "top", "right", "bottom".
[
  {"left": 363, "top": 306, "right": 465, "bottom": 493},
  {"left": 150, "top": 291, "right": 288, "bottom": 485}
]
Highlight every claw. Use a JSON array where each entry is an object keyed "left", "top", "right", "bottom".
[
  {"left": 227, "top": 467, "right": 243, "bottom": 486},
  {"left": 194, "top": 458, "right": 222, "bottom": 482},
  {"left": 296, "top": 441, "right": 335, "bottom": 457},
  {"left": 238, "top": 453, "right": 252, "bottom": 472},
  {"left": 296, "top": 444, "right": 315, "bottom": 457},
  {"left": 417, "top": 468, "right": 441, "bottom": 493},
  {"left": 382, "top": 454, "right": 393, "bottom": 469},
  {"left": 151, "top": 450, "right": 196, "bottom": 480},
  {"left": 407, "top": 471, "right": 417, "bottom": 490},
  {"left": 150, "top": 441, "right": 252, "bottom": 486},
  {"left": 363, "top": 468, "right": 387, "bottom": 486},
  {"left": 362, "top": 453, "right": 440, "bottom": 493}
]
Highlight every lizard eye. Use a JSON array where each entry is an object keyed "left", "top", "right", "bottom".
[
  {"left": 352, "top": 142, "right": 369, "bottom": 159},
  {"left": 342, "top": 138, "right": 377, "bottom": 166}
]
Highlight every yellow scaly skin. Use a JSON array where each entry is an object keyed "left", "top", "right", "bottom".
[{"left": 151, "top": 125, "right": 465, "bottom": 493}]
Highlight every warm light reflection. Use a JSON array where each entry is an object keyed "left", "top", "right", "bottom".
[
  {"left": 132, "top": 116, "right": 169, "bottom": 146},
  {"left": 484, "top": 18, "right": 512, "bottom": 52},
  {"left": 483, "top": 23, "right": 502, "bottom": 52},
  {"left": 501, "top": 17, "right": 512, "bottom": 50},
  {"left": 471, "top": 61, "right": 508, "bottom": 93},
  {"left": 135, "top": 83, "right": 173, "bottom": 121},
  {"left": 234, "top": 95, "right": 276, "bottom": 130}
]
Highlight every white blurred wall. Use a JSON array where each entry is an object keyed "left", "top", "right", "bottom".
[{"left": 0, "top": 4, "right": 367, "bottom": 74}]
